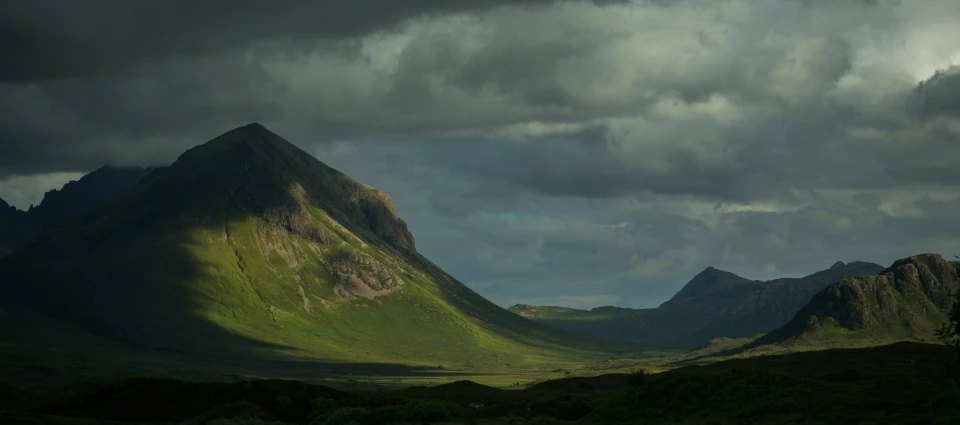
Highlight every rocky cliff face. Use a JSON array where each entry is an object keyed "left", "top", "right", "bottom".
[{"left": 758, "top": 254, "right": 960, "bottom": 345}]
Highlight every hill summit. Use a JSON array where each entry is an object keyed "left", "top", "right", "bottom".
[
  {"left": 0, "top": 123, "right": 599, "bottom": 367},
  {"left": 757, "top": 253, "right": 959, "bottom": 346}
]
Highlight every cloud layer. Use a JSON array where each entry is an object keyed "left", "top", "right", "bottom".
[{"left": 2, "top": 0, "right": 959, "bottom": 307}]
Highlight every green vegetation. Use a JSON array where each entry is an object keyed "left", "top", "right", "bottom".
[{"left": 1, "top": 343, "right": 956, "bottom": 425}]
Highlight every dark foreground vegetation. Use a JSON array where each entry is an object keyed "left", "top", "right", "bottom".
[{"left": 2, "top": 342, "right": 958, "bottom": 425}]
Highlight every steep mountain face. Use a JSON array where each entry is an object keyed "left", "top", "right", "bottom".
[
  {"left": 0, "top": 198, "right": 36, "bottom": 257},
  {"left": 756, "top": 254, "right": 959, "bottom": 346},
  {"left": 27, "top": 165, "right": 153, "bottom": 228},
  {"left": 0, "top": 123, "right": 601, "bottom": 367},
  {"left": 509, "top": 261, "right": 884, "bottom": 349}
]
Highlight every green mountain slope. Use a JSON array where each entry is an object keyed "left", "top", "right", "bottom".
[
  {"left": 510, "top": 261, "right": 884, "bottom": 349},
  {"left": 755, "top": 253, "right": 960, "bottom": 347},
  {"left": 0, "top": 123, "right": 610, "bottom": 370}
]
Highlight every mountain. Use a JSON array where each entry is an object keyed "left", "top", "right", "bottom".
[
  {"left": 27, "top": 165, "right": 153, "bottom": 228},
  {"left": 660, "top": 266, "right": 760, "bottom": 307},
  {"left": 0, "top": 166, "right": 152, "bottom": 258},
  {"left": 0, "top": 198, "right": 36, "bottom": 257},
  {"left": 0, "top": 123, "right": 606, "bottom": 368},
  {"left": 509, "top": 261, "right": 885, "bottom": 349},
  {"left": 673, "top": 261, "right": 885, "bottom": 347},
  {"left": 755, "top": 254, "right": 959, "bottom": 347}
]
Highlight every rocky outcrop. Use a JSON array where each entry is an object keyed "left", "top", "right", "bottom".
[
  {"left": 758, "top": 254, "right": 960, "bottom": 345},
  {"left": 330, "top": 250, "right": 404, "bottom": 299},
  {"left": 355, "top": 190, "right": 416, "bottom": 251}
]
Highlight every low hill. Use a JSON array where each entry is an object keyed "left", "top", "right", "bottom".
[
  {"left": 0, "top": 123, "right": 613, "bottom": 373},
  {"left": 509, "top": 261, "right": 884, "bottom": 349},
  {"left": 755, "top": 253, "right": 960, "bottom": 347}
]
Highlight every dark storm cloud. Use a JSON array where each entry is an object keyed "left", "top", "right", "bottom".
[
  {"left": 916, "top": 66, "right": 960, "bottom": 117},
  {"left": 2, "top": 0, "right": 959, "bottom": 308},
  {"left": 0, "top": 0, "right": 627, "bottom": 82}
]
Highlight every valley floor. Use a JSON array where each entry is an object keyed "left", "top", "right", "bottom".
[{"left": 2, "top": 342, "right": 958, "bottom": 425}]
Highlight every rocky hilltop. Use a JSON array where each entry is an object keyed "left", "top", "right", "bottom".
[{"left": 757, "top": 253, "right": 960, "bottom": 346}]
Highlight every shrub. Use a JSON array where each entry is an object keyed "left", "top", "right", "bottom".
[
  {"left": 322, "top": 407, "right": 374, "bottom": 425},
  {"left": 207, "top": 419, "right": 287, "bottom": 425},
  {"left": 628, "top": 369, "right": 646, "bottom": 387},
  {"left": 372, "top": 400, "right": 455, "bottom": 423}
]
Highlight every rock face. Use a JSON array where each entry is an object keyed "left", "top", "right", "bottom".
[
  {"left": 0, "top": 123, "right": 589, "bottom": 365},
  {"left": 509, "top": 261, "right": 884, "bottom": 349},
  {"left": 758, "top": 254, "right": 960, "bottom": 346}
]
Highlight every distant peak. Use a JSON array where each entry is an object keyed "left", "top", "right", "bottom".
[
  {"left": 830, "top": 261, "right": 846, "bottom": 269},
  {"left": 231, "top": 122, "right": 271, "bottom": 135}
]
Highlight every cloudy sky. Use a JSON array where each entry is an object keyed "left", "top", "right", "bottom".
[{"left": 2, "top": 0, "right": 960, "bottom": 308}]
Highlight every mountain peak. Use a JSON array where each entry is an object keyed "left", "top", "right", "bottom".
[
  {"left": 660, "top": 266, "right": 756, "bottom": 307},
  {"left": 140, "top": 124, "right": 417, "bottom": 251},
  {"left": 830, "top": 261, "right": 846, "bottom": 269}
]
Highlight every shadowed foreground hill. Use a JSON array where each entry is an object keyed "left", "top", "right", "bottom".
[
  {"left": 0, "top": 123, "right": 611, "bottom": 370},
  {"left": 511, "top": 261, "right": 883, "bottom": 349},
  {"left": 755, "top": 253, "right": 960, "bottom": 347}
]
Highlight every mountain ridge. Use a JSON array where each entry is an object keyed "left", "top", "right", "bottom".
[
  {"left": 509, "top": 260, "right": 885, "bottom": 348},
  {"left": 0, "top": 165, "right": 153, "bottom": 257}
]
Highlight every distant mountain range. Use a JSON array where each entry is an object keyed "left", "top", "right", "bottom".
[
  {"left": 0, "top": 165, "right": 152, "bottom": 256},
  {"left": 510, "top": 261, "right": 885, "bottom": 349},
  {"left": 0, "top": 123, "right": 607, "bottom": 369}
]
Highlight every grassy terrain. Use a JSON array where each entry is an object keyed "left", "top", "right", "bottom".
[{"left": 1, "top": 342, "right": 956, "bottom": 425}]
